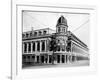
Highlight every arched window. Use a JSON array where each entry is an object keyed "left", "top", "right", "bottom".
[
  {"left": 37, "top": 42, "right": 40, "bottom": 51},
  {"left": 28, "top": 42, "right": 31, "bottom": 52},
  {"left": 42, "top": 41, "right": 45, "bottom": 51},
  {"left": 24, "top": 43, "right": 27, "bottom": 53},
  {"left": 32, "top": 42, "right": 35, "bottom": 51}
]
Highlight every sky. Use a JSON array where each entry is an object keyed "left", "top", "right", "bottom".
[{"left": 23, "top": 11, "right": 90, "bottom": 48}]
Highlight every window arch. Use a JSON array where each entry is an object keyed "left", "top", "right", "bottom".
[
  {"left": 37, "top": 42, "right": 40, "bottom": 51},
  {"left": 32, "top": 42, "right": 35, "bottom": 51},
  {"left": 42, "top": 41, "right": 45, "bottom": 51}
]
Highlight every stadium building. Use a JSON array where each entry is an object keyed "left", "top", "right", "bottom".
[{"left": 22, "top": 16, "right": 89, "bottom": 65}]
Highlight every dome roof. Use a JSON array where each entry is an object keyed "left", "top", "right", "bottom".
[{"left": 56, "top": 15, "right": 68, "bottom": 27}]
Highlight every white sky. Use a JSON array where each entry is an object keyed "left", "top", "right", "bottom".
[{"left": 23, "top": 11, "right": 90, "bottom": 48}]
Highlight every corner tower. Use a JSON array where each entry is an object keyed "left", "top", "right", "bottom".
[{"left": 56, "top": 15, "right": 68, "bottom": 33}]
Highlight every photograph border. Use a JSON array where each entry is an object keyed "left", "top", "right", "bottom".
[{"left": 11, "top": 2, "right": 97, "bottom": 80}]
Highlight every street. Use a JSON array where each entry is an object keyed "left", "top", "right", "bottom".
[{"left": 23, "top": 60, "right": 89, "bottom": 69}]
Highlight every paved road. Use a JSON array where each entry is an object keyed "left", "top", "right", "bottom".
[{"left": 23, "top": 60, "right": 89, "bottom": 69}]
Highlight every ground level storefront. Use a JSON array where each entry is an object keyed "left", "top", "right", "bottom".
[
  {"left": 22, "top": 60, "right": 89, "bottom": 68},
  {"left": 22, "top": 52, "right": 89, "bottom": 67}
]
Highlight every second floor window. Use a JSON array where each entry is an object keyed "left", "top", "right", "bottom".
[
  {"left": 42, "top": 41, "right": 45, "bottom": 51},
  {"left": 28, "top": 43, "right": 31, "bottom": 52},
  {"left": 24, "top": 43, "right": 27, "bottom": 53}
]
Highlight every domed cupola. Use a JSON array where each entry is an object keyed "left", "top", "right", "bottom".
[
  {"left": 56, "top": 15, "right": 68, "bottom": 27},
  {"left": 56, "top": 15, "right": 68, "bottom": 33}
]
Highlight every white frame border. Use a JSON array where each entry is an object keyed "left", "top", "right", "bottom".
[{"left": 11, "top": 2, "right": 97, "bottom": 80}]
